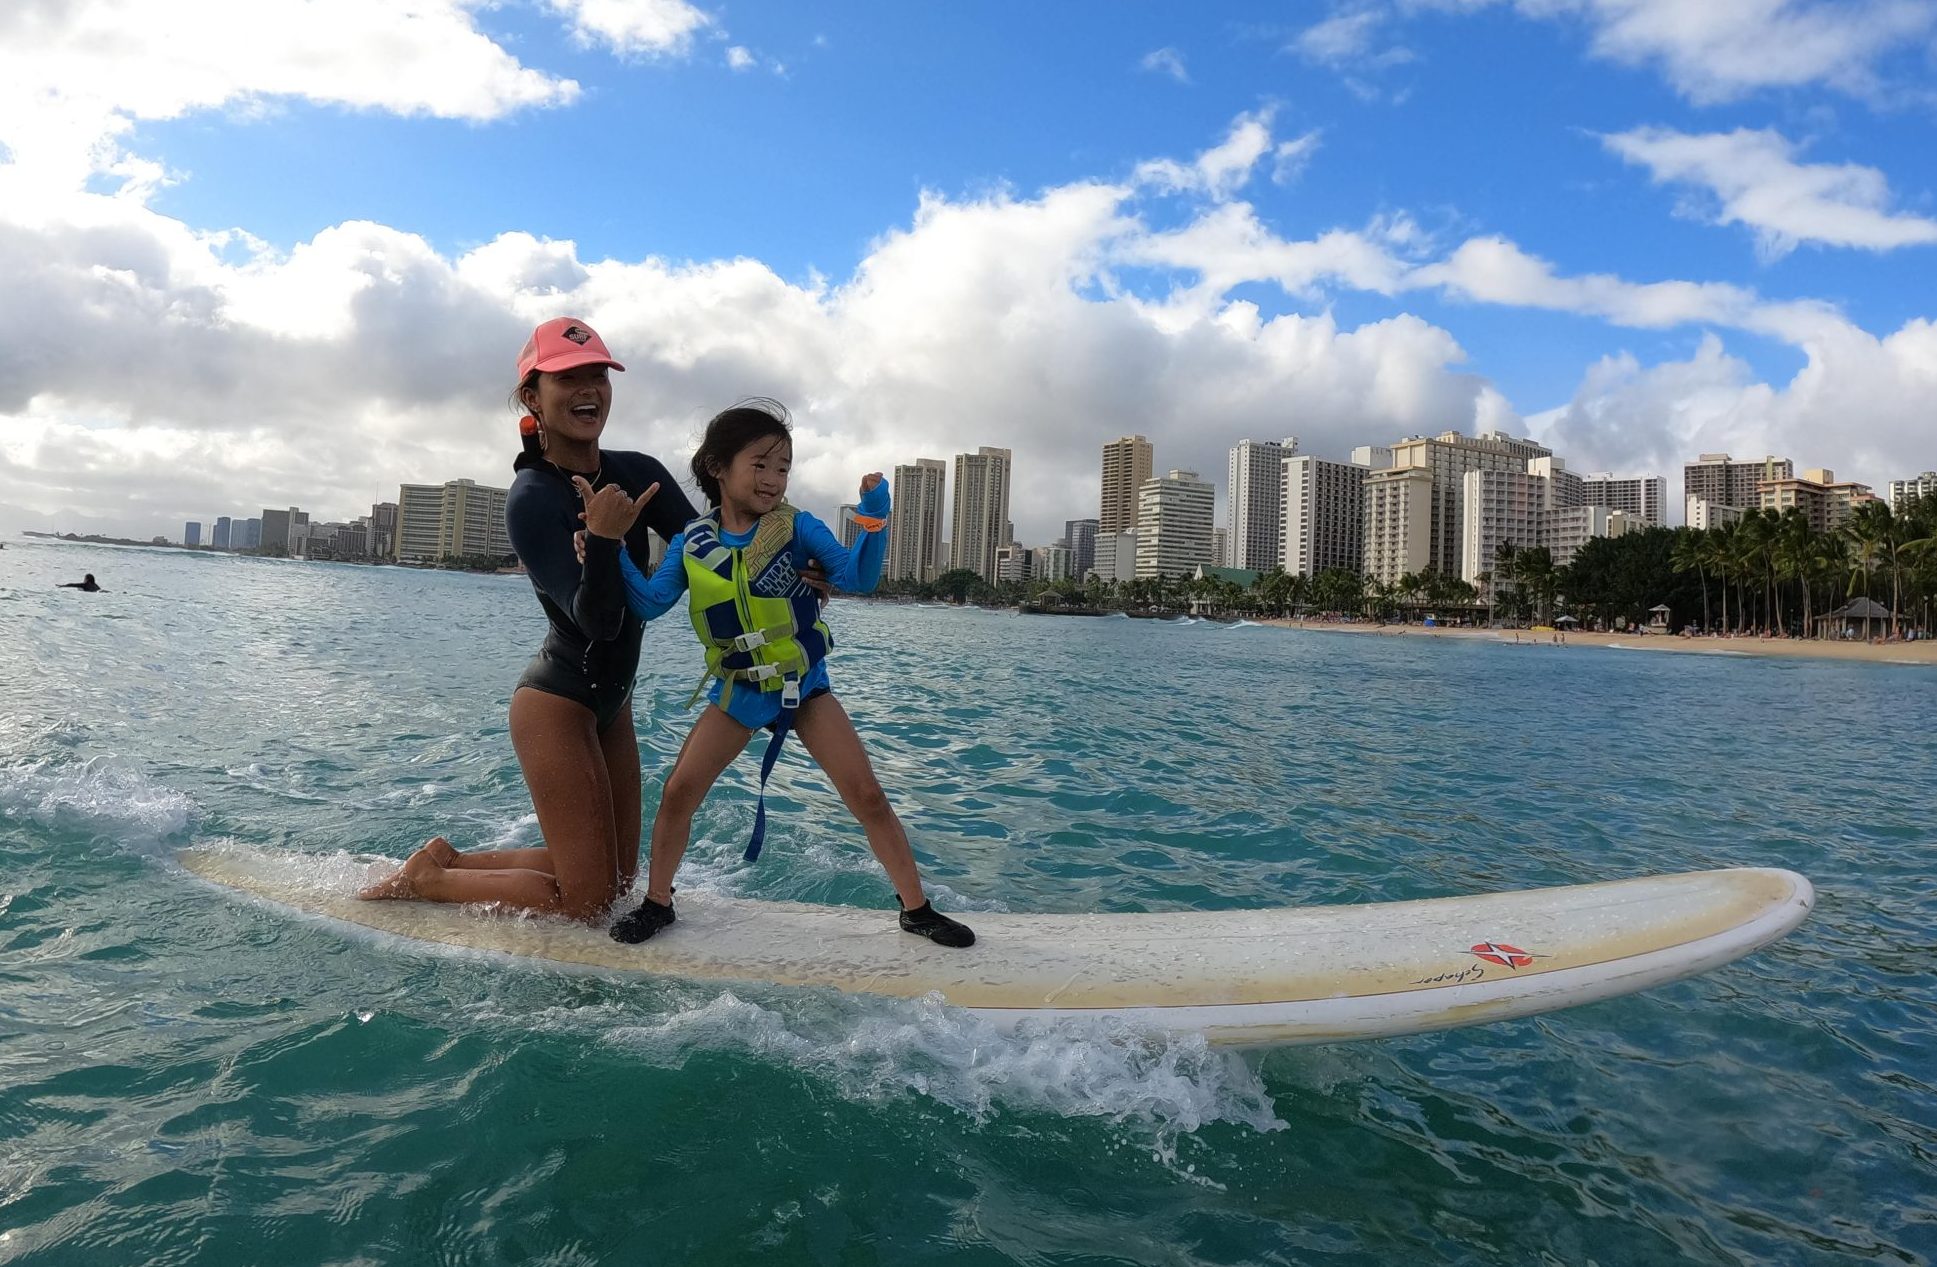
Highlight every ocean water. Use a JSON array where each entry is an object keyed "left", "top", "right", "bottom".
[{"left": 2, "top": 540, "right": 1933, "bottom": 1266}]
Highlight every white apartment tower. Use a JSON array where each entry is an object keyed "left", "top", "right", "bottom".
[
  {"left": 1581, "top": 474, "right": 1666, "bottom": 528},
  {"left": 1369, "top": 430, "right": 1555, "bottom": 580},
  {"left": 1684, "top": 453, "right": 1793, "bottom": 512},
  {"left": 1888, "top": 471, "right": 1937, "bottom": 510},
  {"left": 1362, "top": 467, "right": 1434, "bottom": 584},
  {"left": 1227, "top": 436, "right": 1297, "bottom": 570},
  {"left": 1100, "top": 435, "right": 1154, "bottom": 536},
  {"left": 950, "top": 447, "right": 1012, "bottom": 583},
  {"left": 1282, "top": 455, "right": 1368, "bottom": 578},
  {"left": 396, "top": 479, "right": 510, "bottom": 562},
  {"left": 888, "top": 458, "right": 947, "bottom": 582},
  {"left": 1135, "top": 470, "right": 1215, "bottom": 579}
]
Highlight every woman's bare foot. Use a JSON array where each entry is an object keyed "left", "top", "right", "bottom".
[
  {"left": 357, "top": 862, "right": 416, "bottom": 900},
  {"left": 355, "top": 843, "right": 449, "bottom": 900}
]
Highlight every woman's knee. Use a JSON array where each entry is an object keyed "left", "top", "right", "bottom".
[{"left": 554, "top": 870, "right": 619, "bottom": 921}]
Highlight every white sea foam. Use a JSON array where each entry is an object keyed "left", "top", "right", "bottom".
[
  {"left": 0, "top": 755, "right": 195, "bottom": 843},
  {"left": 594, "top": 990, "right": 1286, "bottom": 1159}
]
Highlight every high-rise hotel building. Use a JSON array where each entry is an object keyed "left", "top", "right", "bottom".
[
  {"left": 888, "top": 458, "right": 947, "bottom": 582},
  {"left": 950, "top": 447, "right": 1012, "bottom": 583},
  {"left": 1135, "top": 470, "right": 1215, "bottom": 579},
  {"left": 1281, "top": 455, "right": 1368, "bottom": 578},
  {"left": 1099, "top": 435, "right": 1153, "bottom": 536},
  {"left": 1063, "top": 518, "right": 1099, "bottom": 579},
  {"left": 1683, "top": 453, "right": 1793, "bottom": 522},
  {"left": 1757, "top": 469, "right": 1876, "bottom": 533},
  {"left": 1459, "top": 456, "right": 1584, "bottom": 583},
  {"left": 1581, "top": 474, "right": 1666, "bottom": 528},
  {"left": 1227, "top": 437, "right": 1297, "bottom": 570},
  {"left": 1364, "top": 430, "right": 1554, "bottom": 581},
  {"left": 395, "top": 479, "right": 510, "bottom": 562},
  {"left": 1362, "top": 467, "right": 1434, "bottom": 585},
  {"left": 1889, "top": 471, "right": 1937, "bottom": 510}
]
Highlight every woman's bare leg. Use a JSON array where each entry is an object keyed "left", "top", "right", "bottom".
[
  {"left": 357, "top": 689, "right": 620, "bottom": 919},
  {"left": 437, "top": 704, "right": 636, "bottom": 880},
  {"left": 789, "top": 694, "right": 926, "bottom": 909},
  {"left": 641, "top": 706, "right": 753, "bottom": 905},
  {"left": 600, "top": 704, "right": 644, "bottom": 891}
]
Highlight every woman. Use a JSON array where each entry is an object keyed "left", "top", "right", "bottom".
[{"left": 359, "top": 318, "right": 709, "bottom": 918}]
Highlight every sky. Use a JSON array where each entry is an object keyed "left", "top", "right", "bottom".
[{"left": 2, "top": 0, "right": 1935, "bottom": 544}]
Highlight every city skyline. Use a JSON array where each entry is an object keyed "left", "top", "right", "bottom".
[{"left": 152, "top": 426, "right": 1921, "bottom": 587}]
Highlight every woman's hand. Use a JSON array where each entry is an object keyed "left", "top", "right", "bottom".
[
  {"left": 800, "top": 561, "right": 831, "bottom": 602},
  {"left": 859, "top": 472, "right": 884, "bottom": 496},
  {"left": 574, "top": 476, "right": 657, "bottom": 540}
]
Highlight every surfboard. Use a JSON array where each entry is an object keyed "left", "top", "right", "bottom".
[{"left": 178, "top": 846, "right": 1813, "bottom": 1046}]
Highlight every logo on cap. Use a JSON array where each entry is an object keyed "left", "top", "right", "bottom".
[{"left": 561, "top": 325, "right": 593, "bottom": 346}]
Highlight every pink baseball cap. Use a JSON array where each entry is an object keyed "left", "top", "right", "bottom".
[{"left": 516, "top": 317, "right": 626, "bottom": 378}]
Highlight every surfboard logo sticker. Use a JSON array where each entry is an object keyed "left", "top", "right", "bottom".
[{"left": 1469, "top": 942, "right": 1535, "bottom": 969}]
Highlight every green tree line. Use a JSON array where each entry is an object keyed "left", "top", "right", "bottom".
[{"left": 871, "top": 495, "right": 1937, "bottom": 634}]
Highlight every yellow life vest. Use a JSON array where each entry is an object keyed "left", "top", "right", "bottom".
[{"left": 682, "top": 505, "right": 832, "bottom": 714}]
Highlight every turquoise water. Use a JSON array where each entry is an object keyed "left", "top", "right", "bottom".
[{"left": 3, "top": 540, "right": 1933, "bottom": 1266}]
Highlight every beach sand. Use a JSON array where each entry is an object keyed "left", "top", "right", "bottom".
[{"left": 1252, "top": 619, "right": 1937, "bottom": 666}]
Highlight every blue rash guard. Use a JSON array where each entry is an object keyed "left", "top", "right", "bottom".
[{"left": 618, "top": 481, "right": 889, "bottom": 730}]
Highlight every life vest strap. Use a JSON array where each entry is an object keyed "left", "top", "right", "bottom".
[
  {"left": 743, "top": 670, "right": 804, "bottom": 861},
  {"left": 713, "top": 622, "right": 796, "bottom": 653}
]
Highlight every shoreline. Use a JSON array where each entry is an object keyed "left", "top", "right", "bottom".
[{"left": 1251, "top": 618, "right": 1937, "bottom": 665}]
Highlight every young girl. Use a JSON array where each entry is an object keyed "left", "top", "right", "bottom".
[{"left": 597, "top": 400, "right": 974, "bottom": 949}]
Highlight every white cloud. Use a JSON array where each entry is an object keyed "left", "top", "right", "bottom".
[
  {"left": 1294, "top": 10, "right": 1396, "bottom": 65},
  {"left": 1135, "top": 110, "right": 1323, "bottom": 202},
  {"left": 1139, "top": 47, "right": 1191, "bottom": 83},
  {"left": 1, "top": 108, "right": 1933, "bottom": 546},
  {"left": 1562, "top": 0, "right": 1936, "bottom": 104},
  {"left": 726, "top": 46, "right": 756, "bottom": 71},
  {"left": 1402, "top": 0, "right": 1937, "bottom": 103},
  {"left": 0, "top": 0, "right": 579, "bottom": 193},
  {"left": 1602, "top": 126, "right": 1937, "bottom": 256},
  {"left": 1406, "top": 234, "right": 1850, "bottom": 346},
  {"left": 546, "top": 0, "right": 713, "bottom": 58},
  {"left": 1528, "top": 320, "right": 1937, "bottom": 501}
]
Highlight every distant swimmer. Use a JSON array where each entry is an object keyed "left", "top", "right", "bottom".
[{"left": 59, "top": 573, "right": 102, "bottom": 592}]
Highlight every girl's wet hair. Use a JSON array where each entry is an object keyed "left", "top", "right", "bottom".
[{"left": 692, "top": 398, "right": 792, "bottom": 506}]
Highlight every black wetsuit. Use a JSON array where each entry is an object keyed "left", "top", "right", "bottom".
[{"left": 507, "top": 449, "right": 699, "bottom": 731}]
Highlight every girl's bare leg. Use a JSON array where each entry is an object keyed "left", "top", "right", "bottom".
[
  {"left": 357, "top": 689, "right": 620, "bottom": 920},
  {"left": 790, "top": 694, "right": 926, "bottom": 909},
  {"left": 641, "top": 706, "right": 754, "bottom": 905}
]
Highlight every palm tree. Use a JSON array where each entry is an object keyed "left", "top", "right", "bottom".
[
  {"left": 1844, "top": 500, "right": 1889, "bottom": 612},
  {"left": 1492, "top": 539, "right": 1518, "bottom": 623},
  {"left": 1807, "top": 531, "right": 1849, "bottom": 639},
  {"left": 1772, "top": 508, "right": 1811, "bottom": 635},
  {"left": 1703, "top": 519, "right": 1736, "bottom": 633},
  {"left": 1729, "top": 510, "right": 1774, "bottom": 634},
  {"left": 1517, "top": 547, "right": 1557, "bottom": 626},
  {"left": 1671, "top": 528, "right": 1710, "bottom": 632}
]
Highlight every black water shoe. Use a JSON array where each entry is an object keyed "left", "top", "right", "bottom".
[
  {"left": 898, "top": 899, "right": 975, "bottom": 948},
  {"left": 611, "top": 893, "right": 676, "bottom": 944}
]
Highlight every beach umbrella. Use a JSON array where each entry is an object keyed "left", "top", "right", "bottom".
[{"left": 1555, "top": 614, "right": 1579, "bottom": 625}]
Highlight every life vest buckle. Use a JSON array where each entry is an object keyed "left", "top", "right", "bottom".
[
  {"left": 741, "top": 663, "right": 782, "bottom": 683},
  {"left": 730, "top": 629, "right": 770, "bottom": 652},
  {"left": 781, "top": 677, "right": 801, "bottom": 709}
]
